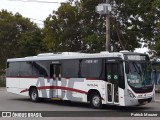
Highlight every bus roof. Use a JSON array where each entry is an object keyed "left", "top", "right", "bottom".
[{"left": 7, "top": 51, "right": 146, "bottom": 62}]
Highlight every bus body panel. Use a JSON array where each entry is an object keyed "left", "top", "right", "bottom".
[
  {"left": 118, "top": 88, "right": 125, "bottom": 106},
  {"left": 7, "top": 78, "right": 20, "bottom": 95},
  {"left": 6, "top": 52, "right": 154, "bottom": 107}
]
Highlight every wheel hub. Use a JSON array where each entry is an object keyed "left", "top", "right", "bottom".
[
  {"left": 32, "top": 91, "right": 37, "bottom": 100},
  {"left": 93, "top": 96, "right": 100, "bottom": 106}
]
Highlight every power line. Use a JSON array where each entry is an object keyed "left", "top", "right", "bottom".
[{"left": 8, "top": 0, "right": 65, "bottom": 4}]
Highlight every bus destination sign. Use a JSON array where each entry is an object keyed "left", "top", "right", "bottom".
[{"left": 127, "top": 55, "right": 147, "bottom": 61}]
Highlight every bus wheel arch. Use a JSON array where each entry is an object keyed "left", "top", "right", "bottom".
[
  {"left": 29, "top": 86, "right": 39, "bottom": 102},
  {"left": 87, "top": 89, "right": 102, "bottom": 109}
]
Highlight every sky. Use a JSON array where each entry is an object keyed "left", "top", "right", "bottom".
[{"left": 0, "top": 0, "right": 67, "bottom": 27}]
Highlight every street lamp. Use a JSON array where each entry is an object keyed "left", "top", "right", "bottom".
[{"left": 96, "top": 2, "right": 111, "bottom": 51}]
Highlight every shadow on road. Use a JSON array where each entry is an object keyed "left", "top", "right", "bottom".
[{"left": 9, "top": 98, "right": 152, "bottom": 111}]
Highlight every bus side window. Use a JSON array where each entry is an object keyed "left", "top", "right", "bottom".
[
  {"left": 118, "top": 62, "right": 125, "bottom": 89},
  {"left": 53, "top": 65, "right": 56, "bottom": 80},
  {"left": 106, "top": 64, "right": 112, "bottom": 82},
  {"left": 32, "top": 61, "right": 48, "bottom": 77},
  {"left": 112, "top": 63, "right": 119, "bottom": 83}
]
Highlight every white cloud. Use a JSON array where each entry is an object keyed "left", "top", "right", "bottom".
[
  {"left": 134, "top": 47, "right": 149, "bottom": 54},
  {"left": 0, "top": 0, "right": 67, "bottom": 27}
]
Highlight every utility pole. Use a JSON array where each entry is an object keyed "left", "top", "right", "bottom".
[
  {"left": 96, "top": 1, "right": 111, "bottom": 51},
  {"left": 105, "top": 0, "right": 110, "bottom": 51}
]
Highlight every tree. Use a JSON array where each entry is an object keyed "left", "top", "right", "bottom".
[
  {"left": 112, "top": 0, "right": 160, "bottom": 51},
  {"left": 44, "top": 0, "right": 159, "bottom": 53},
  {"left": 43, "top": 0, "right": 105, "bottom": 53},
  {"left": 150, "top": 0, "right": 160, "bottom": 56},
  {"left": 0, "top": 10, "right": 44, "bottom": 69}
]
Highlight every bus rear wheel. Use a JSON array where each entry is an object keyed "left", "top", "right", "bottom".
[
  {"left": 29, "top": 88, "right": 39, "bottom": 102},
  {"left": 90, "top": 92, "right": 102, "bottom": 109}
]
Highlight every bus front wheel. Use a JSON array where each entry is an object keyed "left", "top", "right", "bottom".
[
  {"left": 29, "top": 88, "right": 39, "bottom": 102},
  {"left": 90, "top": 92, "right": 102, "bottom": 109}
]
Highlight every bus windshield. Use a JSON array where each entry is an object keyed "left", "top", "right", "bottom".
[{"left": 126, "top": 61, "right": 153, "bottom": 88}]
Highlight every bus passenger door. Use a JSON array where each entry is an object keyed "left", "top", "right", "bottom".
[
  {"left": 50, "top": 64, "right": 62, "bottom": 98},
  {"left": 106, "top": 62, "right": 119, "bottom": 104}
]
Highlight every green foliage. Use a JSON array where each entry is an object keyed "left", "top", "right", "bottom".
[
  {"left": 43, "top": 0, "right": 106, "bottom": 53},
  {"left": 111, "top": 0, "right": 158, "bottom": 50},
  {"left": 150, "top": 0, "right": 160, "bottom": 56},
  {"left": 44, "top": 0, "right": 159, "bottom": 53},
  {"left": 0, "top": 0, "right": 160, "bottom": 71},
  {"left": 0, "top": 10, "right": 44, "bottom": 70}
]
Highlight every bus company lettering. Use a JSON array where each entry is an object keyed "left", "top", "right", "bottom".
[
  {"left": 61, "top": 78, "right": 85, "bottom": 101},
  {"left": 87, "top": 84, "right": 98, "bottom": 87},
  {"left": 36, "top": 78, "right": 85, "bottom": 101}
]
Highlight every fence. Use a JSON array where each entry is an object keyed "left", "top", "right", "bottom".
[
  {"left": 152, "top": 71, "right": 160, "bottom": 91},
  {"left": 151, "top": 61, "right": 160, "bottom": 92}
]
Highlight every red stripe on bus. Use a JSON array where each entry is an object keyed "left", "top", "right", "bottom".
[
  {"left": 39, "top": 86, "right": 87, "bottom": 94},
  {"left": 20, "top": 89, "right": 28, "bottom": 93},
  {"left": 20, "top": 86, "right": 88, "bottom": 94}
]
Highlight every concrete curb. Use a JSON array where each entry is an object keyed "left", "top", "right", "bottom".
[{"left": 155, "top": 100, "right": 160, "bottom": 103}]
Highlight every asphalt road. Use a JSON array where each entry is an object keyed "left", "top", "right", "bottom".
[{"left": 0, "top": 87, "right": 160, "bottom": 120}]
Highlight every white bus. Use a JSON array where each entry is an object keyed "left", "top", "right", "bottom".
[{"left": 6, "top": 51, "right": 155, "bottom": 108}]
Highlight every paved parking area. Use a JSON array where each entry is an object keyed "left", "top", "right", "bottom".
[{"left": 0, "top": 87, "right": 159, "bottom": 120}]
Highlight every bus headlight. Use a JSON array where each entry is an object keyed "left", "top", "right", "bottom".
[{"left": 128, "top": 89, "right": 136, "bottom": 98}]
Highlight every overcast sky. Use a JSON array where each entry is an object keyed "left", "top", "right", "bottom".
[{"left": 0, "top": 0, "right": 67, "bottom": 27}]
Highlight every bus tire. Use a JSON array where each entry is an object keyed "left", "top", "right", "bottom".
[
  {"left": 29, "top": 88, "right": 39, "bottom": 102},
  {"left": 90, "top": 92, "right": 102, "bottom": 109}
]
